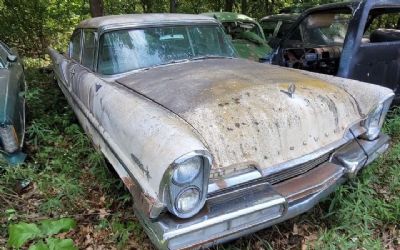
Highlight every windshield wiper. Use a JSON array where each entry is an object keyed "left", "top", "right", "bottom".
[
  {"left": 190, "top": 55, "right": 235, "bottom": 61},
  {"left": 158, "top": 58, "right": 190, "bottom": 67}
]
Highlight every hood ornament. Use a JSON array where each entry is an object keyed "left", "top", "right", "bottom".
[{"left": 281, "top": 83, "right": 296, "bottom": 98}]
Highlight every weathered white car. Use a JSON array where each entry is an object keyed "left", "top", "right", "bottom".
[{"left": 49, "top": 14, "right": 394, "bottom": 250}]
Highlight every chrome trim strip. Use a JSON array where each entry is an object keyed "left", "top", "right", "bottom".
[
  {"left": 163, "top": 197, "right": 286, "bottom": 239},
  {"left": 208, "top": 169, "right": 262, "bottom": 194}
]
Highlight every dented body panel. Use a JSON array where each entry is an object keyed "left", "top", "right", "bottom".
[{"left": 49, "top": 13, "right": 394, "bottom": 250}]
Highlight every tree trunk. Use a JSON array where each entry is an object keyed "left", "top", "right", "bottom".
[
  {"left": 241, "top": 0, "right": 247, "bottom": 15},
  {"left": 225, "top": 0, "right": 234, "bottom": 12},
  {"left": 89, "top": 0, "right": 104, "bottom": 17},
  {"left": 170, "top": 0, "right": 177, "bottom": 13}
]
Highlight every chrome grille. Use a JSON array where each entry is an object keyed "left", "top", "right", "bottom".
[{"left": 265, "top": 152, "right": 332, "bottom": 184}]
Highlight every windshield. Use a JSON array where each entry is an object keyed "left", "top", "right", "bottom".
[
  {"left": 261, "top": 21, "right": 279, "bottom": 40},
  {"left": 98, "top": 25, "right": 236, "bottom": 75},
  {"left": 222, "top": 21, "right": 264, "bottom": 40},
  {"left": 300, "top": 12, "right": 352, "bottom": 45}
]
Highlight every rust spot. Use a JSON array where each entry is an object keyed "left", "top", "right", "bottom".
[
  {"left": 227, "top": 127, "right": 234, "bottom": 131},
  {"left": 215, "top": 179, "right": 228, "bottom": 189},
  {"left": 235, "top": 123, "right": 240, "bottom": 128},
  {"left": 122, "top": 177, "right": 135, "bottom": 193},
  {"left": 122, "top": 177, "right": 159, "bottom": 218}
]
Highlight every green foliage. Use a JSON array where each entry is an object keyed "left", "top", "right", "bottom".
[
  {"left": 8, "top": 223, "right": 41, "bottom": 248},
  {"left": 39, "top": 218, "right": 76, "bottom": 236},
  {"left": 0, "top": 0, "right": 88, "bottom": 56},
  {"left": 8, "top": 218, "right": 77, "bottom": 249},
  {"left": 0, "top": 0, "right": 353, "bottom": 57}
]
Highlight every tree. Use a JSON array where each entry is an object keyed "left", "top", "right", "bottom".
[
  {"left": 241, "top": 0, "right": 247, "bottom": 14},
  {"left": 170, "top": 0, "right": 177, "bottom": 12},
  {"left": 225, "top": 0, "right": 234, "bottom": 12},
  {"left": 89, "top": 0, "right": 104, "bottom": 17}
]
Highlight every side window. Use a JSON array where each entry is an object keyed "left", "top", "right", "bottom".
[
  {"left": 70, "top": 30, "right": 82, "bottom": 62},
  {"left": 82, "top": 30, "right": 97, "bottom": 70},
  {"left": 365, "top": 10, "right": 400, "bottom": 43},
  {"left": 287, "top": 26, "right": 302, "bottom": 41}
]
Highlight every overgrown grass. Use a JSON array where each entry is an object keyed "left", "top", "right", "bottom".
[
  {"left": 0, "top": 58, "right": 150, "bottom": 249},
  {"left": 0, "top": 58, "right": 399, "bottom": 249}
]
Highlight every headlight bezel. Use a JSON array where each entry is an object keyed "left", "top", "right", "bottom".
[
  {"left": 361, "top": 95, "right": 394, "bottom": 141},
  {"left": 161, "top": 150, "right": 212, "bottom": 219}
]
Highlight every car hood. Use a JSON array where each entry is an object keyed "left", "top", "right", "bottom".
[{"left": 116, "top": 59, "right": 368, "bottom": 173}]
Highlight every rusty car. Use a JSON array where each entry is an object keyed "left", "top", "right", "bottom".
[
  {"left": 202, "top": 12, "right": 272, "bottom": 61},
  {"left": 269, "top": 0, "right": 400, "bottom": 100},
  {"left": 0, "top": 41, "right": 26, "bottom": 165},
  {"left": 49, "top": 14, "right": 394, "bottom": 249}
]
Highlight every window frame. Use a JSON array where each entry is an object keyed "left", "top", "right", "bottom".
[
  {"left": 81, "top": 29, "right": 98, "bottom": 71},
  {"left": 69, "top": 29, "right": 83, "bottom": 63}
]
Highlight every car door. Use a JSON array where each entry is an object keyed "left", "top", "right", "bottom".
[
  {"left": 71, "top": 29, "right": 99, "bottom": 110},
  {"left": 339, "top": 8, "right": 400, "bottom": 96},
  {"left": 65, "top": 29, "right": 83, "bottom": 91}
]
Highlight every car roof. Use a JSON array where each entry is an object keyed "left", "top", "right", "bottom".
[
  {"left": 305, "top": 1, "right": 360, "bottom": 13},
  {"left": 260, "top": 14, "right": 299, "bottom": 22},
  {"left": 201, "top": 12, "right": 257, "bottom": 23},
  {"left": 77, "top": 13, "right": 218, "bottom": 30}
]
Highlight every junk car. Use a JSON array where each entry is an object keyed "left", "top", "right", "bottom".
[
  {"left": 202, "top": 12, "right": 272, "bottom": 61},
  {"left": 269, "top": 0, "right": 400, "bottom": 100},
  {"left": 260, "top": 13, "right": 298, "bottom": 44},
  {"left": 0, "top": 41, "right": 26, "bottom": 164},
  {"left": 49, "top": 14, "right": 394, "bottom": 249}
]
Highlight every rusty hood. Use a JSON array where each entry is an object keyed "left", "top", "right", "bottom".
[{"left": 116, "top": 59, "right": 365, "bottom": 172}]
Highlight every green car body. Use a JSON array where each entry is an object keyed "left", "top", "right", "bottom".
[
  {"left": 0, "top": 41, "right": 26, "bottom": 165},
  {"left": 202, "top": 12, "right": 272, "bottom": 61}
]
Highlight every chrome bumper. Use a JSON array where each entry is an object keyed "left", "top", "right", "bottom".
[{"left": 138, "top": 134, "right": 390, "bottom": 250}]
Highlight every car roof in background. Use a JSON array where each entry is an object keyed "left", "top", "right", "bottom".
[
  {"left": 202, "top": 12, "right": 257, "bottom": 23},
  {"left": 305, "top": 1, "right": 360, "bottom": 13},
  {"left": 260, "top": 13, "right": 299, "bottom": 22},
  {"left": 77, "top": 13, "right": 217, "bottom": 29}
]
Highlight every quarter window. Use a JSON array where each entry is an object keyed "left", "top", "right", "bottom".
[
  {"left": 365, "top": 10, "right": 400, "bottom": 43},
  {"left": 70, "top": 30, "right": 82, "bottom": 62},
  {"left": 82, "top": 30, "right": 97, "bottom": 70}
]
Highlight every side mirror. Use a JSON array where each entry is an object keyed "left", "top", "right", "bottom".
[{"left": 7, "top": 55, "right": 17, "bottom": 63}]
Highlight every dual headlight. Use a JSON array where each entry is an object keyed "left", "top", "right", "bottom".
[
  {"left": 362, "top": 97, "right": 392, "bottom": 141},
  {"left": 164, "top": 152, "right": 211, "bottom": 219}
]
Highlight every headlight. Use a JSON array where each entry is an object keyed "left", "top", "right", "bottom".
[
  {"left": 362, "top": 96, "right": 393, "bottom": 141},
  {"left": 162, "top": 151, "right": 212, "bottom": 219},
  {"left": 172, "top": 156, "right": 201, "bottom": 185},
  {"left": 175, "top": 187, "right": 201, "bottom": 213}
]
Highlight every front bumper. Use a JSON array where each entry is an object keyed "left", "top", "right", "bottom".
[{"left": 138, "top": 134, "right": 390, "bottom": 250}]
